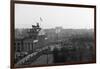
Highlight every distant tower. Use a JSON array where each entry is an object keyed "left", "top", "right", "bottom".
[{"left": 55, "top": 26, "right": 62, "bottom": 33}]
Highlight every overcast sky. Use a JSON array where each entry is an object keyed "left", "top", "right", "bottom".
[{"left": 15, "top": 4, "right": 94, "bottom": 29}]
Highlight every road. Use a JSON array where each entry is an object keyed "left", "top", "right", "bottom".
[{"left": 31, "top": 54, "right": 53, "bottom": 65}]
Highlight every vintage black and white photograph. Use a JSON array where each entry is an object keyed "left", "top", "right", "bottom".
[{"left": 12, "top": 1, "right": 96, "bottom": 68}]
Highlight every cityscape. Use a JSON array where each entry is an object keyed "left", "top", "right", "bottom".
[
  {"left": 14, "top": 4, "right": 95, "bottom": 67},
  {"left": 14, "top": 22, "right": 95, "bottom": 67}
]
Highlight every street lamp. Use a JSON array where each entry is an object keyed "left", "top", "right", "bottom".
[{"left": 44, "top": 37, "right": 48, "bottom": 64}]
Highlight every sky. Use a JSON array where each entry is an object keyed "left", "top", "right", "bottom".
[{"left": 15, "top": 4, "right": 94, "bottom": 29}]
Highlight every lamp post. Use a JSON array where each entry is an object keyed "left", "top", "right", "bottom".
[{"left": 45, "top": 37, "right": 48, "bottom": 64}]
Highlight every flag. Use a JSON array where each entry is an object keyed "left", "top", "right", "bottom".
[{"left": 40, "top": 17, "right": 43, "bottom": 22}]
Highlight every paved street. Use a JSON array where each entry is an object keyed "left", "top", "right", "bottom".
[{"left": 31, "top": 54, "right": 53, "bottom": 65}]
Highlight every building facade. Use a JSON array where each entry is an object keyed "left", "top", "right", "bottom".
[{"left": 14, "top": 24, "right": 46, "bottom": 60}]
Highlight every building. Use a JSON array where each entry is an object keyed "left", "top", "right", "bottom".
[{"left": 14, "top": 23, "right": 46, "bottom": 59}]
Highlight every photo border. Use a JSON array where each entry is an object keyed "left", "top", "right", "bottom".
[{"left": 10, "top": 0, "right": 96, "bottom": 68}]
